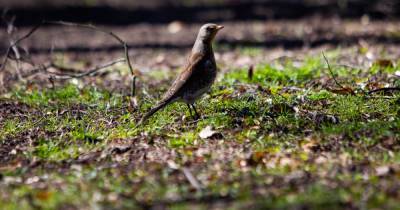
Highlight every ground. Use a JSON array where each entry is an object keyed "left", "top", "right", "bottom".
[{"left": 0, "top": 17, "right": 400, "bottom": 210}]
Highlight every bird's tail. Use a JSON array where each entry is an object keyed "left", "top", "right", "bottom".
[{"left": 137, "top": 100, "right": 169, "bottom": 126}]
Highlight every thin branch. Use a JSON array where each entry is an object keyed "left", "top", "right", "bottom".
[
  {"left": 322, "top": 52, "right": 344, "bottom": 89},
  {"left": 12, "top": 58, "right": 124, "bottom": 81},
  {"left": 44, "top": 21, "right": 136, "bottom": 96},
  {"left": 20, "top": 64, "right": 50, "bottom": 78},
  {"left": 181, "top": 167, "right": 202, "bottom": 191},
  {"left": 1, "top": 22, "right": 43, "bottom": 72},
  {"left": 131, "top": 76, "right": 136, "bottom": 97},
  {"left": 1, "top": 20, "right": 137, "bottom": 97},
  {"left": 47, "top": 58, "right": 125, "bottom": 80},
  {"left": 367, "top": 87, "right": 400, "bottom": 95},
  {"left": 9, "top": 40, "right": 23, "bottom": 80}
]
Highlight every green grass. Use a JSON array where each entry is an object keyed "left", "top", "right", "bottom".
[{"left": 1, "top": 50, "right": 399, "bottom": 209}]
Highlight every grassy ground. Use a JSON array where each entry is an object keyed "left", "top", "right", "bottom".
[{"left": 0, "top": 49, "right": 399, "bottom": 209}]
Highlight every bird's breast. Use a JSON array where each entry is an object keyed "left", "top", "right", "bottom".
[{"left": 181, "top": 57, "right": 217, "bottom": 104}]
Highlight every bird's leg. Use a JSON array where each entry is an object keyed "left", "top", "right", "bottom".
[
  {"left": 186, "top": 103, "right": 194, "bottom": 119},
  {"left": 191, "top": 104, "right": 201, "bottom": 120}
]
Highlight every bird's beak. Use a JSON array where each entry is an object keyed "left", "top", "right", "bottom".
[{"left": 216, "top": 25, "right": 224, "bottom": 31}]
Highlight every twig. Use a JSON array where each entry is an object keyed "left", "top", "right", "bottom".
[
  {"left": 0, "top": 22, "right": 43, "bottom": 72},
  {"left": 1, "top": 20, "right": 137, "bottom": 97},
  {"left": 6, "top": 55, "right": 125, "bottom": 86},
  {"left": 44, "top": 21, "right": 137, "bottom": 96},
  {"left": 322, "top": 52, "right": 344, "bottom": 89},
  {"left": 46, "top": 58, "right": 125, "bottom": 79},
  {"left": 131, "top": 76, "right": 136, "bottom": 97},
  {"left": 367, "top": 87, "right": 400, "bottom": 95},
  {"left": 181, "top": 167, "right": 202, "bottom": 191},
  {"left": 19, "top": 64, "right": 50, "bottom": 78}
]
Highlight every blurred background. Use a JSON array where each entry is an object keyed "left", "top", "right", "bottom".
[
  {"left": 0, "top": 0, "right": 399, "bottom": 91},
  {"left": 0, "top": 0, "right": 398, "bottom": 25}
]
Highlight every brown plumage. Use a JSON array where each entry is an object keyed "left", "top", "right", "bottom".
[{"left": 138, "top": 23, "right": 224, "bottom": 125}]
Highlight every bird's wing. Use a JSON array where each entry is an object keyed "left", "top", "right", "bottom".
[{"left": 160, "top": 52, "right": 204, "bottom": 102}]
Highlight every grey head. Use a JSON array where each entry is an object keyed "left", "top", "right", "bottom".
[
  {"left": 193, "top": 23, "right": 224, "bottom": 53},
  {"left": 196, "top": 23, "right": 224, "bottom": 43}
]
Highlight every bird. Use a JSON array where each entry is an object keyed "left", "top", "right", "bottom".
[{"left": 138, "top": 23, "right": 224, "bottom": 125}]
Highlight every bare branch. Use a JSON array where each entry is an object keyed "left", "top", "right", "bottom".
[
  {"left": 1, "top": 22, "right": 43, "bottom": 72},
  {"left": 367, "top": 87, "right": 400, "bottom": 95},
  {"left": 1, "top": 20, "right": 137, "bottom": 97},
  {"left": 44, "top": 21, "right": 137, "bottom": 96},
  {"left": 46, "top": 58, "right": 125, "bottom": 80},
  {"left": 181, "top": 167, "right": 202, "bottom": 191}
]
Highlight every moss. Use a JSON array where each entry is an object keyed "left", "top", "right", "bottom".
[{"left": 1, "top": 50, "right": 399, "bottom": 209}]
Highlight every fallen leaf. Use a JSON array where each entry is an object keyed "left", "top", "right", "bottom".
[
  {"left": 199, "top": 126, "right": 223, "bottom": 139},
  {"left": 25, "top": 176, "right": 40, "bottom": 184},
  {"left": 246, "top": 151, "right": 267, "bottom": 166},
  {"left": 373, "top": 59, "right": 394, "bottom": 68},
  {"left": 167, "top": 160, "right": 180, "bottom": 170},
  {"left": 366, "top": 82, "right": 384, "bottom": 91},
  {"left": 376, "top": 166, "right": 393, "bottom": 177},
  {"left": 36, "top": 190, "right": 52, "bottom": 201},
  {"left": 327, "top": 86, "right": 355, "bottom": 95},
  {"left": 301, "top": 139, "right": 319, "bottom": 153}
]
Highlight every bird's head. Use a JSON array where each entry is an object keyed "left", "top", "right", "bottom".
[{"left": 196, "top": 23, "right": 224, "bottom": 44}]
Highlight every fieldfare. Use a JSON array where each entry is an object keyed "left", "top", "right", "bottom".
[{"left": 139, "top": 23, "right": 224, "bottom": 124}]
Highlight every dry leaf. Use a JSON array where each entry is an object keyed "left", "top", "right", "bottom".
[
  {"left": 327, "top": 86, "right": 355, "bottom": 95},
  {"left": 376, "top": 166, "right": 392, "bottom": 176},
  {"left": 36, "top": 190, "right": 52, "bottom": 201},
  {"left": 199, "top": 126, "right": 223, "bottom": 139},
  {"left": 246, "top": 151, "right": 267, "bottom": 166},
  {"left": 366, "top": 82, "right": 384, "bottom": 91},
  {"left": 373, "top": 59, "right": 394, "bottom": 68}
]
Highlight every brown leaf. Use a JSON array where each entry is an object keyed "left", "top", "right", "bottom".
[
  {"left": 366, "top": 82, "right": 384, "bottom": 91},
  {"left": 36, "top": 190, "right": 52, "bottom": 201},
  {"left": 301, "top": 139, "right": 319, "bottom": 153},
  {"left": 244, "top": 151, "right": 268, "bottom": 166},
  {"left": 252, "top": 151, "right": 266, "bottom": 163},
  {"left": 327, "top": 86, "right": 355, "bottom": 95},
  {"left": 373, "top": 59, "right": 394, "bottom": 68}
]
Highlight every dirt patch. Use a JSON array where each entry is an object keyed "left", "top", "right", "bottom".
[
  {"left": 0, "top": 100, "right": 35, "bottom": 120},
  {"left": 0, "top": 100, "right": 39, "bottom": 165}
]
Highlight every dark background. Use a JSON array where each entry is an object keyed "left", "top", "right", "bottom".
[{"left": 0, "top": 0, "right": 399, "bottom": 26}]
